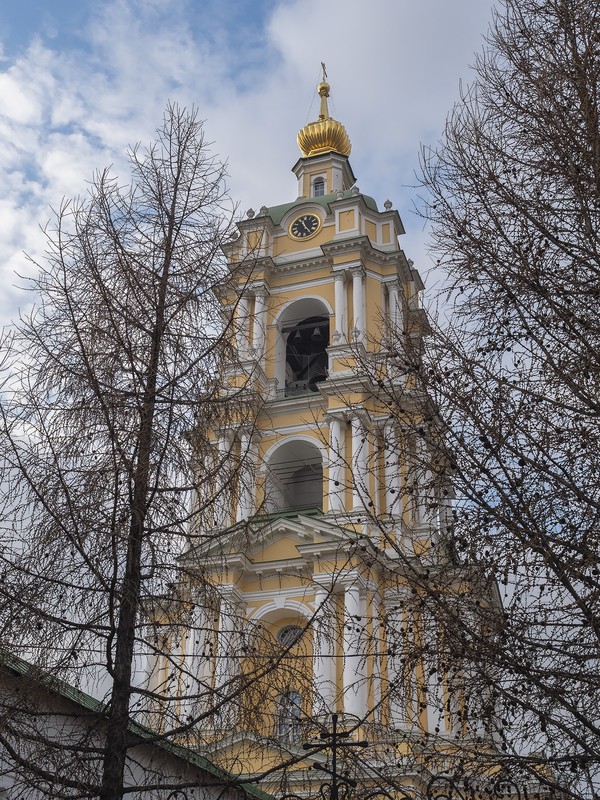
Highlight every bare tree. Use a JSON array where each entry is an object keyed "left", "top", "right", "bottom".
[
  {"left": 350, "top": 0, "right": 600, "bottom": 795},
  {"left": 0, "top": 104, "right": 263, "bottom": 799}
]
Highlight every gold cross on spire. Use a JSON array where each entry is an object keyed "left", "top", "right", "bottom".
[{"left": 317, "top": 63, "right": 331, "bottom": 120}]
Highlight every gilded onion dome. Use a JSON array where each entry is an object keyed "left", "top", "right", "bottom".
[{"left": 297, "top": 73, "right": 351, "bottom": 158}]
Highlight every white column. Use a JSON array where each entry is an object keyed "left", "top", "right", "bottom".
[
  {"left": 214, "top": 600, "right": 235, "bottom": 693},
  {"left": 184, "top": 602, "right": 214, "bottom": 720},
  {"left": 333, "top": 271, "right": 346, "bottom": 342},
  {"left": 437, "top": 493, "right": 452, "bottom": 537},
  {"left": 172, "top": 628, "right": 187, "bottom": 722},
  {"left": 350, "top": 267, "right": 365, "bottom": 343},
  {"left": 327, "top": 415, "right": 345, "bottom": 513},
  {"left": 371, "top": 592, "right": 383, "bottom": 722},
  {"left": 251, "top": 288, "right": 268, "bottom": 359},
  {"left": 351, "top": 413, "right": 369, "bottom": 510},
  {"left": 343, "top": 581, "right": 366, "bottom": 719},
  {"left": 424, "top": 618, "right": 449, "bottom": 737},
  {"left": 445, "top": 660, "right": 462, "bottom": 739},
  {"left": 362, "top": 274, "right": 367, "bottom": 346},
  {"left": 406, "top": 432, "right": 420, "bottom": 526},
  {"left": 373, "top": 424, "right": 382, "bottom": 520},
  {"left": 218, "top": 431, "right": 231, "bottom": 457},
  {"left": 236, "top": 293, "right": 251, "bottom": 358},
  {"left": 236, "top": 430, "right": 255, "bottom": 522},
  {"left": 143, "top": 629, "right": 171, "bottom": 729},
  {"left": 214, "top": 591, "right": 242, "bottom": 724},
  {"left": 384, "top": 421, "right": 402, "bottom": 518},
  {"left": 414, "top": 434, "right": 433, "bottom": 527},
  {"left": 388, "top": 280, "right": 403, "bottom": 335},
  {"left": 385, "top": 601, "right": 409, "bottom": 728},
  {"left": 408, "top": 278, "right": 419, "bottom": 310},
  {"left": 313, "top": 584, "right": 336, "bottom": 715},
  {"left": 216, "top": 431, "right": 232, "bottom": 528}
]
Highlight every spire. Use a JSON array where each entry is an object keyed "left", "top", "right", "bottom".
[
  {"left": 318, "top": 62, "right": 330, "bottom": 120},
  {"left": 297, "top": 65, "right": 351, "bottom": 159}
]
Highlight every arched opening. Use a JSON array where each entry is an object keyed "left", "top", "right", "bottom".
[
  {"left": 313, "top": 177, "right": 325, "bottom": 197},
  {"left": 283, "top": 315, "right": 329, "bottom": 397},
  {"left": 265, "top": 439, "right": 323, "bottom": 514},
  {"left": 242, "top": 608, "right": 311, "bottom": 739},
  {"left": 275, "top": 298, "right": 331, "bottom": 399}
]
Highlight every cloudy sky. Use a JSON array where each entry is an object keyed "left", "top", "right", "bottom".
[{"left": 0, "top": 0, "right": 497, "bottom": 324}]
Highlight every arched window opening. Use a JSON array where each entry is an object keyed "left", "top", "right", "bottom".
[
  {"left": 276, "top": 690, "right": 302, "bottom": 739},
  {"left": 277, "top": 625, "right": 303, "bottom": 648},
  {"left": 265, "top": 440, "right": 323, "bottom": 514},
  {"left": 313, "top": 177, "right": 325, "bottom": 197},
  {"left": 275, "top": 298, "right": 331, "bottom": 399},
  {"left": 283, "top": 315, "right": 329, "bottom": 397}
]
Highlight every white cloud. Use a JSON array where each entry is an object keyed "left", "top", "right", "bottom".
[
  {"left": 220, "top": 0, "right": 496, "bottom": 289},
  {"left": 0, "top": 0, "right": 497, "bottom": 326}
]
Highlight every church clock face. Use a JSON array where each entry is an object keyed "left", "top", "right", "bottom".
[{"left": 289, "top": 213, "right": 321, "bottom": 240}]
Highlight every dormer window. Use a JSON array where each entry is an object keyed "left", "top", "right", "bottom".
[{"left": 313, "top": 177, "right": 325, "bottom": 197}]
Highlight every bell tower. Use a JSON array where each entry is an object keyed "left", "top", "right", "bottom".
[
  {"left": 146, "top": 71, "right": 493, "bottom": 798},
  {"left": 216, "top": 68, "right": 424, "bottom": 526}
]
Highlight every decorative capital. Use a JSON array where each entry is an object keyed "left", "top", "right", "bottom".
[
  {"left": 348, "top": 265, "right": 365, "bottom": 278},
  {"left": 252, "top": 285, "right": 269, "bottom": 299},
  {"left": 219, "top": 584, "right": 245, "bottom": 607}
]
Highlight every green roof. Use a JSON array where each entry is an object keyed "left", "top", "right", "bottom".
[
  {"left": 249, "top": 507, "right": 323, "bottom": 524},
  {"left": 266, "top": 189, "right": 378, "bottom": 226}
]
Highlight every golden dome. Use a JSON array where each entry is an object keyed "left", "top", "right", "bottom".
[{"left": 297, "top": 75, "right": 351, "bottom": 158}]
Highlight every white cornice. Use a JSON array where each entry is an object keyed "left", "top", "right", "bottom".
[
  {"left": 226, "top": 254, "right": 275, "bottom": 276},
  {"left": 244, "top": 556, "right": 310, "bottom": 576},
  {"left": 217, "top": 583, "right": 245, "bottom": 605},
  {"left": 224, "top": 360, "right": 267, "bottom": 384},
  {"left": 257, "top": 416, "right": 326, "bottom": 433},
  {"left": 266, "top": 275, "right": 332, "bottom": 293},
  {"left": 269, "top": 237, "right": 409, "bottom": 276},
  {"left": 295, "top": 540, "right": 356, "bottom": 559},
  {"left": 291, "top": 152, "right": 356, "bottom": 186},
  {"left": 263, "top": 394, "right": 327, "bottom": 417},
  {"left": 243, "top": 585, "right": 316, "bottom": 604},
  {"left": 318, "top": 372, "right": 376, "bottom": 396},
  {"left": 270, "top": 252, "right": 330, "bottom": 274}
]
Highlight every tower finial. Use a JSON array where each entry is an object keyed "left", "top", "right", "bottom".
[
  {"left": 296, "top": 66, "right": 351, "bottom": 158},
  {"left": 317, "top": 63, "right": 331, "bottom": 121}
]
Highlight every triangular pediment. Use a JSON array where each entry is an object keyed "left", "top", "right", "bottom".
[
  {"left": 246, "top": 515, "right": 350, "bottom": 554},
  {"left": 197, "top": 728, "right": 323, "bottom": 779},
  {"left": 182, "top": 514, "right": 357, "bottom": 569}
]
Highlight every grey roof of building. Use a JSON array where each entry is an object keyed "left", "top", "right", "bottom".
[{"left": 1, "top": 651, "right": 274, "bottom": 800}]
